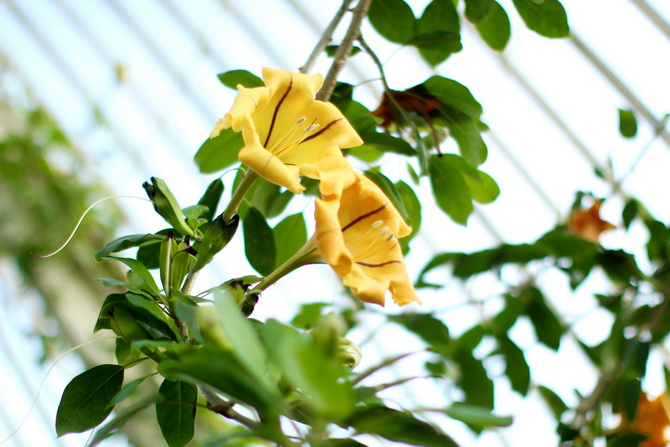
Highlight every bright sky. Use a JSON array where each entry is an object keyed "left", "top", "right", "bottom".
[{"left": 1, "top": 0, "right": 670, "bottom": 446}]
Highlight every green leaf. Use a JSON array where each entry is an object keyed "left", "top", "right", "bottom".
[
  {"left": 197, "top": 178, "right": 224, "bottom": 222},
  {"left": 211, "top": 286, "right": 272, "bottom": 389},
  {"left": 428, "top": 155, "right": 473, "bottom": 225},
  {"left": 261, "top": 320, "right": 354, "bottom": 420},
  {"left": 158, "top": 346, "right": 282, "bottom": 416},
  {"left": 325, "top": 44, "right": 362, "bottom": 57},
  {"left": 423, "top": 76, "right": 483, "bottom": 119},
  {"left": 389, "top": 314, "right": 451, "bottom": 354},
  {"left": 107, "top": 376, "right": 149, "bottom": 408},
  {"left": 475, "top": 1, "right": 511, "bottom": 51},
  {"left": 95, "top": 234, "right": 163, "bottom": 262},
  {"left": 192, "top": 214, "right": 239, "bottom": 271},
  {"left": 357, "top": 130, "right": 415, "bottom": 156},
  {"left": 523, "top": 286, "right": 564, "bottom": 350},
  {"left": 396, "top": 180, "right": 422, "bottom": 231},
  {"left": 497, "top": 335, "right": 530, "bottom": 395},
  {"left": 466, "top": 170, "right": 499, "bottom": 203},
  {"left": 217, "top": 69, "right": 263, "bottom": 89},
  {"left": 537, "top": 385, "right": 568, "bottom": 420},
  {"left": 453, "top": 348, "right": 494, "bottom": 409},
  {"left": 156, "top": 379, "right": 197, "bottom": 447},
  {"left": 464, "top": 0, "right": 494, "bottom": 23},
  {"left": 622, "top": 199, "right": 639, "bottom": 230},
  {"left": 416, "top": 0, "right": 462, "bottom": 66},
  {"left": 364, "top": 170, "right": 410, "bottom": 223},
  {"left": 347, "top": 406, "right": 458, "bottom": 447},
  {"left": 88, "top": 393, "right": 163, "bottom": 446},
  {"left": 102, "top": 256, "right": 162, "bottom": 297},
  {"left": 367, "top": 0, "right": 416, "bottom": 44},
  {"left": 512, "top": 0, "right": 569, "bottom": 38},
  {"left": 445, "top": 403, "right": 512, "bottom": 429},
  {"left": 618, "top": 108, "right": 638, "bottom": 138},
  {"left": 143, "top": 177, "right": 194, "bottom": 236},
  {"left": 273, "top": 213, "right": 307, "bottom": 267},
  {"left": 56, "top": 365, "right": 124, "bottom": 436},
  {"left": 194, "top": 127, "right": 244, "bottom": 174},
  {"left": 243, "top": 207, "right": 276, "bottom": 276},
  {"left": 291, "top": 302, "right": 329, "bottom": 330}
]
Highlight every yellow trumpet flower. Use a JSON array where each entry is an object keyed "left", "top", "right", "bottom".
[
  {"left": 314, "top": 172, "right": 421, "bottom": 306},
  {"left": 211, "top": 67, "right": 362, "bottom": 197}
]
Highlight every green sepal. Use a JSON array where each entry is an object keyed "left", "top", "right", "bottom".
[{"left": 143, "top": 177, "right": 194, "bottom": 236}]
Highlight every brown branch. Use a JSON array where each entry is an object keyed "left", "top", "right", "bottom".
[
  {"left": 300, "top": 0, "right": 355, "bottom": 75},
  {"left": 316, "top": 0, "right": 373, "bottom": 102}
]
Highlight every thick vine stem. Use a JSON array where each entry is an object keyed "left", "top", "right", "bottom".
[
  {"left": 301, "top": 0, "right": 354, "bottom": 75},
  {"left": 316, "top": 0, "right": 373, "bottom": 102}
]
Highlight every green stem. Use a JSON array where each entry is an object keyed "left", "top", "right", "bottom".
[
  {"left": 253, "top": 236, "right": 323, "bottom": 292},
  {"left": 221, "top": 168, "right": 259, "bottom": 224}
]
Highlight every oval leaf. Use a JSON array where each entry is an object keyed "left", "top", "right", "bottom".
[
  {"left": 512, "top": 0, "right": 569, "bottom": 38},
  {"left": 156, "top": 379, "right": 197, "bottom": 447},
  {"left": 243, "top": 207, "right": 276, "bottom": 276},
  {"left": 56, "top": 365, "right": 124, "bottom": 436}
]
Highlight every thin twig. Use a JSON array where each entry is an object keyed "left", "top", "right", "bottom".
[
  {"left": 199, "top": 386, "right": 258, "bottom": 428},
  {"left": 316, "top": 0, "right": 373, "bottom": 102},
  {"left": 300, "top": 0, "right": 354, "bottom": 75}
]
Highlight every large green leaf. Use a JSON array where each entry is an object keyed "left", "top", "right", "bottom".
[
  {"left": 273, "top": 213, "right": 307, "bottom": 267},
  {"left": 423, "top": 76, "right": 483, "bottom": 119},
  {"left": 367, "top": 0, "right": 416, "bottom": 44},
  {"left": 261, "top": 320, "right": 354, "bottom": 421},
  {"left": 101, "top": 256, "right": 162, "bottom": 297},
  {"left": 415, "top": 0, "right": 462, "bottom": 65},
  {"left": 475, "top": 1, "right": 511, "bottom": 51},
  {"left": 156, "top": 379, "right": 197, "bottom": 447},
  {"left": 56, "top": 365, "right": 124, "bottom": 436},
  {"left": 428, "top": 155, "right": 473, "bottom": 225},
  {"left": 512, "top": 0, "right": 569, "bottom": 38},
  {"left": 212, "top": 286, "right": 272, "bottom": 390},
  {"left": 157, "top": 346, "right": 282, "bottom": 416},
  {"left": 464, "top": 0, "right": 494, "bottom": 23},
  {"left": 242, "top": 207, "right": 276, "bottom": 276},
  {"left": 194, "top": 127, "right": 244, "bottom": 174},
  {"left": 347, "top": 406, "right": 458, "bottom": 447}
]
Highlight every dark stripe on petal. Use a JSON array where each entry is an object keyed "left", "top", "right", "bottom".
[
  {"left": 342, "top": 203, "right": 387, "bottom": 232},
  {"left": 264, "top": 74, "right": 293, "bottom": 148},
  {"left": 356, "top": 260, "right": 402, "bottom": 268},
  {"left": 301, "top": 118, "right": 341, "bottom": 144}
]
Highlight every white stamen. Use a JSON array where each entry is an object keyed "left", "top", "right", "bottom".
[
  {"left": 379, "top": 226, "right": 388, "bottom": 236},
  {"left": 371, "top": 220, "right": 383, "bottom": 229},
  {"left": 305, "top": 123, "right": 320, "bottom": 132},
  {"left": 296, "top": 117, "right": 306, "bottom": 125}
]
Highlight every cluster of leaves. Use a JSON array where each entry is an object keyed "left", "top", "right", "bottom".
[
  {"left": 55, "top": 172, "right": 513, "bottom": 446},
  {"left": 412, "top": 193, "right": 670, "bottom": 445}
]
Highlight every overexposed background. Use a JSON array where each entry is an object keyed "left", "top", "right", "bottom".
[{"left": 1, "top": 0, "right": 669, "bottom": 445}]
